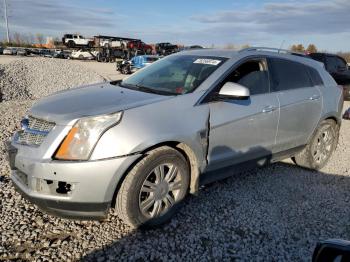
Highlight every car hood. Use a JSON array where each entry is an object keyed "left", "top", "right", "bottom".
[{"left": 29, "top": 82, "right": 171, "bottom": 125}]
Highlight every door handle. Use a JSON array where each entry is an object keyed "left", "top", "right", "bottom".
[
  {"left": 309, "top": 95, "right": 320, "bottom": 101},
  {"left": 262, "top": 105, "right": 277, "bottom": 113}
]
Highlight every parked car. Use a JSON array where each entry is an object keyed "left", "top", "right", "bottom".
[
  {"left": 39, "top": 49, "right": 54, "bottom": 58},
  {"left": 343, "top": 107, "right": 350, "bottom": 120},
  {"left": 62, "top": 34, "right": 94, "bottom": 48},
  {"left": 130, "top": 55, "right": 161, "bottom": 72},
  {"left": 7, "top": 48, "right": 343, "bottom": 228},
  {"left": 52, "top": 50, "right": 70, "bottom": 59},
  {"left": 100, "top": 39, "right": 127, "bottom": 49},
  {"left": 70, "top": 49, "right": 98, "bottom": 60},
  {"left": 17, "top": 48, "right": 30, "bottom": 56},
  {"left": 0, "top": 47, "right": 3, "bottom": 54},
  {"left": 3, "top": 47, "right": 17, "bottom": 55},
  {"left": 155, "top": 42, "right": 178, "bottom": 55},
  {"left": 127, "top": 40, "right": 152, "bottom": 54},
  {"left": 309, "top": 53, "right": 350, "bottom": 100},
  {"left": 129, "top": 55, "right": 161, "bottom": 73},
  {"left": 180, "top": 45, "right": 204, "bottom": 52},
  {"left": 117, "top": 55, "right": 161, "bottom": 74}
]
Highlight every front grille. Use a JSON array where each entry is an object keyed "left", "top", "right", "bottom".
[{"left": 17, "top": 116, "right": 55, "bottom": 146}]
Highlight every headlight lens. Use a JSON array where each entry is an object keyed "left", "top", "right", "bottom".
[{"left": 55, "top": 112, "right": 122, "bottom": 160}]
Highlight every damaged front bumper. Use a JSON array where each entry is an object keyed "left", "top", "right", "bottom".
[{"left": 6, "top": 141, "right": 141, "bottom": 220}]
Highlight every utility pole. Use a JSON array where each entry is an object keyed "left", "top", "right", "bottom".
[{"left": 4, "top": 0, "right": 10, "bottom": 42}]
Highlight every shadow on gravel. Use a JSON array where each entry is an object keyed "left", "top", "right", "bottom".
[{"left": 81, "top": 146, "right": 350, "bottom": 261}]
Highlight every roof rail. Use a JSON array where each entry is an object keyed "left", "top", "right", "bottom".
[{"left": 240, "top": 47, "right": 307, "bottom": 57}]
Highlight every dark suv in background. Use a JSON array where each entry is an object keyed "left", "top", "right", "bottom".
[
  {"left": 155, "top": 42, "right": 178, "bottom": 55},
  {"left": 309, "top": 53, "right": 350, "bottom": 100}
]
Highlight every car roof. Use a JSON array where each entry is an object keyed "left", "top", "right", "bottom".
[
  {"left": 310, "top": 52, "right": 341, "bottom": 57},
  {"left": 177, "top": 48, "right": 324, "bottom": 69},
  {"left": 179, "top": 48, "right": 239, "bottom": 58}
]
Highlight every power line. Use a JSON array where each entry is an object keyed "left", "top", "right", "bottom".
[{"left": 3, "top": 0, "right": 10, "bottom": 42}]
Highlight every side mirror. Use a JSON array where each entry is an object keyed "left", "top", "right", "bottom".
[{"left": 218, "top": 82, "right": 250, "bottom": 100}]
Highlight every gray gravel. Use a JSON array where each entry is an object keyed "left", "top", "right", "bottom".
[
  {"left": 0, "top": 57, "right": 105, "bottom": 101},
  {"left": 1, "top": 57, "right": 350, "bottom": 261}
]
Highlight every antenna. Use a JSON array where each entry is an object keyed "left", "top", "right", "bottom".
[
  {"left": 3, "top": 0, "right": 10, "bottom": 42},
  {"left": 278, "top": 40, "right": 285, "bottom": 53}
]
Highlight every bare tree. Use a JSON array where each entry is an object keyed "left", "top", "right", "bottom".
[
  {"left": 337, "top": 52, "right": 350, "bottom": 63},
  {"left": 26, "top": 33, "right": 35, "bottom": 45},
  {"left": 35, "top": 33, "right": 45, "bottom": 45},
  {"left": 224, "top": 43, "right": 236, "bottom": 49},
  {"left": 13, "top": 32, "right": 24, "bottom": 46},
  {"left": 241, "top": 44, "right": 250, "bottom": 49}
]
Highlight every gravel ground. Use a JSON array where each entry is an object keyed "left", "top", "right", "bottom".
[
  {"left": 1, "top": 56, "right": 350, "bottom": 261},
  {"left": 0, "top": 57, "right": 106, "bottom": 101}
]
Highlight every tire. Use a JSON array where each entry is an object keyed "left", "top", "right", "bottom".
[
  {"left": 78, "top": 55, "right": 84, "bottom": 60},
  {"left": 293, "top": 119, "right": 339, "bottom": 170},
  {"left": 67, "top": 41, "right": 75, "bottom": 48},
  {"left": 115, "top": 146, "right": 190, "bottom": 228},
  {"left": 121, "top": 65, "right": 129, "bottom": 74}
]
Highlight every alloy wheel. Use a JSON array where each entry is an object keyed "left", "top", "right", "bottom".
[
  {"left": 312, "top": 126, "right": 334, "bottom": 165},
  {"left": 139, "top": 164, "right": 183, "bottom": 218}
]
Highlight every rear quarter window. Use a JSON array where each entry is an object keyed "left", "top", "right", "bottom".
[{"left": 307, "top": 67, "right": 324, "bottom": 86}]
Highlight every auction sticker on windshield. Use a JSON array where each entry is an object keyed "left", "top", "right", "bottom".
[{"left": 193, "top": 59, "right": 222, "bottom": 66}]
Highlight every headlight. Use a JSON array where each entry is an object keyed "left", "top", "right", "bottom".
[{"left": 55, "top": 112, "right": 122, "bottom": 160}]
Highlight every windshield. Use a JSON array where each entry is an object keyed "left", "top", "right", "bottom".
[{"left": 121, "top": 55, "right": 227, "bottom": 95}]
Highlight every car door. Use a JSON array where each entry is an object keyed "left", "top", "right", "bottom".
[
  {"left": 206, "top": 57, "right": 279, "bottom": 172},
  {"left": 267, "top": 57, "right": 322, "bottom": 152}
]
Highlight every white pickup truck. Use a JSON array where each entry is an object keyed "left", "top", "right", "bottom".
[{"left": 62, "top": 34, "right": 94, "bottom": 48}]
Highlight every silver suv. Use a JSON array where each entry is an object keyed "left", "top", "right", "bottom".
[{"left": 7, "top": 47, "right": 343, "bottom": 227}]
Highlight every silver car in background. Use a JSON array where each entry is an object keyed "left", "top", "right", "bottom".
[
  {"left": 8, "top": 47, "right": 343, "bottom": 227},
  {"left": 3, "top": 47, "right": 17, "bottom": 55}
]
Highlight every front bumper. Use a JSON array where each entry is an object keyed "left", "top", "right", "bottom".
[
  {"left": 12, "top": 181, "right": 110, "bottom": 219},
  {"left": 7, "top": 141, "right": 141, "bottom": 219}
]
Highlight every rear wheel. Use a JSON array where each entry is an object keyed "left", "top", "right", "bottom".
[
  {"left": 67, "top": 41, "right": 75, "bottom": 48},
  {"left": 293, "top": 119, "right": 339, "bottom": 170},
  {"left": 115, "top": 146, "right": 189, "bottom": 228}
]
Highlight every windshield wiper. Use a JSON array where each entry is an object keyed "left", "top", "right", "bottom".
[{"left": 119, "top": 82, "right": 176, "bottom": 96}]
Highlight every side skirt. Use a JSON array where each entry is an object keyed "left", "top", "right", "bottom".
[{"left": 199, "top": 145, "right": 305, "bottom": 186}]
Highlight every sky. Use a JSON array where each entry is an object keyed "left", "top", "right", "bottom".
[{"left": 1, "top": 0, "right": 350, "bottom": 51}]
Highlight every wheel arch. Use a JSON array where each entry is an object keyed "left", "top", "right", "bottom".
[
  {"left": 110, "top": 141, "right": 201, "bottom": 208},
  {"left": 306, "top": 113, "right": 340, "bottom": 145}
]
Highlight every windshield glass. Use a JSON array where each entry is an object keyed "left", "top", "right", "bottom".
[{"left": 121, "top": 55, "right": 227, "bottom": 95}]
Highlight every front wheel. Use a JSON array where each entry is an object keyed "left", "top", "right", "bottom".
[
  {"left": 114, "top": 146, "right": 189, "bottom": 228},
  {"left": 293, "top": 119, "right": 339, "bottom": 170}
]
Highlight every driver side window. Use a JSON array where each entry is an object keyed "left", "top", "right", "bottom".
[{"left": 223, "top": 58, "right": 270, "bottom": 95}]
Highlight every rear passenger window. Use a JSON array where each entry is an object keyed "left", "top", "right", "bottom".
[
  {"left": 268, "top": 58, "right": 313, "bottom": 91},
  {"left": 307, "top": 67, "right": 324, "bottom": 86}
]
